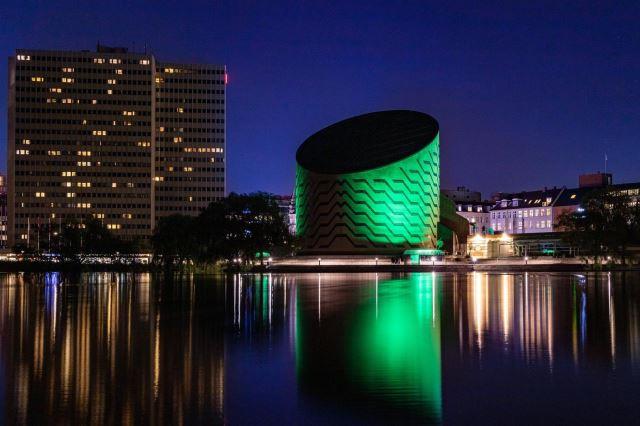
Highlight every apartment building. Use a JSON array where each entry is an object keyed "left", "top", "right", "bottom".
[{"left": 7, "top": 46, "right": 226, "bottom": 247}]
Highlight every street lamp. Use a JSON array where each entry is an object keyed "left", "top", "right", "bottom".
[
  {"left": 375, "top": 257, "right": 378, "bottom": 266},
  {"left": 318, "top": 257, "right": 321, "bottom": 266},
  {"left": 431, "top": 256, "right": 436, "bottom": 267},
  {"left": 524, "top": 256, "right": 529, "bottom": 265}
]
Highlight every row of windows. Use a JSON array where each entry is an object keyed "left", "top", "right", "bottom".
[
  {"left": 156, "top": 138, "right": 225, "bottom": 145},
  {"left": 14, "top": 95, "right": 152, "bottom": 104},
  {"left": 156, "top": 196, "right": 221, "bottom": 202},
  {"left": 16, "top": 118, "right": 149, "bottom": 126},
  {"left": 155, "top": 98, "right": 225, "bottom": 105},
  {"left": 15, "top": 160, "right": 151, "bottom": 167},
  {"left": 16, "top": 128, "right": 151, "bottom": 136},
  {"left": 17, "top": 55, "right": 151, "bottom": 65},
  {"left": 17, "top": 65, "right": 152, "bottom": 75},
  {"left": 157, "top": 78, "right": 224, "bottom": 85},
  {"left": 17, "top": 222, "right": 151, "bottom": 230},
  {"left": 18, "top": 75, "right": 153, "bottom": 85},
  {"left": 16, "top": 171, "right": 150, "bottom": 177},
  {"left": 156, "top": 68, "right": 224, "bottom": 75},
  {"left": 491, "top": 208, "right": 552, "bottom": 219},
  {"left": 17, "top": 140, "right": 154, "bottom": 148},
  {"left": 156, "top": 88, "right": 224, "bottom": 94},
  {"left": 16, "top": 107, "right": 151, "bottom": 116},
  {"left": 17, "top": 149, "right": 149, "bottom": 157},
  {"left": 492, "top": 220, "right": 552, "bottom": 231},
  {"left": 155, "top": 107, "right": 224, "bottom": 114},
  {"left": 17, "top": 181, "right": 152, "bottom": 189},
  {"left": 155, "top": 176, "right": 225, "bottom": 183},
  {"left": 155, "top": 117, "right": 225, "bottom": 124}
]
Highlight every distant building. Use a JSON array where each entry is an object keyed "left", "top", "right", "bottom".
[
  {"left": 443, "top": 187, "right": 490, "bottom": 235},
  {"left": 579, "top": 172, "right": 612, "bottom": 188},
  {"left": 0, "top": 175, "right": 6, "bottom": 249},
  {"left": 441, "top": 186, "right": 481, "bottom": 203},
  {"left": 454, "top": 201, "right": 493, "bottom": 235},
  {"left": 7, "top": 46, "right": 226, "bottom": 248},
  {"left": 274, "top": 195, "right": 296, "bottom": 235},
  {"left": 490, "top": 188, "right": 564, "bottom": 234}
]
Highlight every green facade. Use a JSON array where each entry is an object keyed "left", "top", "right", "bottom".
[{"left": 295, "top": 134, "right": 440, "bottom": 253}]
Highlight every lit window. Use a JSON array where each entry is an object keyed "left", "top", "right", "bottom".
[
  {"left": 570, "top": 194, "right": 576, "bottom": 199},
  {"left": 17, "top": 55, "right": 30, "bottom": 61},
  {"left": 66, "top": 192, "right": 76, "bottom": 198},
  {"left": 109, "top": 58, "right": 121, "bottom": 64},
  {"left": 92, "top": 130, "right": 107, "bottom": 136},
  {"left": 35, "top": 192, "right": 45, "bottom": 198},
  {"left": 95, "top": 213, "right": 105, "bottom": 219},
  {"left": 107, "top": 89, "right": 113, "bottom": 95},
  {"left": 122, "top": 213, "right": 132, "bottom": 219},
  {"left": 139, "top": 59, "right": 150, "bottom": 65},
  {"left": 49, "top": 87, "right": 62, "bottom": 93},
  {"left": 177, "top": 107, "right": 184, "bottom": 113},
  {"left": 22, "top": 139, "right": 30, "bottom": 145},
  {"left": 107, "top": 79, "right": 116, "bottom": 85},
  {"left": 62, "top": 182, "right": 72, "bottom": 187},
  {"left": 77, "top": 150, "right": 92, "bottom": 156},
  {"left": 61, "top": 77, "right": 74, "bottom": 83},
  {"left": 107, "top": 224, "right": 121, "bottom": 230},
  {"left": 16, "top": 149, "right": 29, "bottom": 155},
  {"left": 62, "top": 67, "right": 74, "bottom": 73},
  {"left": 183, "top": 167, "right": 193, "bottom": 172},
  {"left": 122, "top": 110, "right": 136, "bottom": 116},
  {"left": 77, "top": 182, "right": 91, "bottom": 187},
  {"left": 173, "top": 137, "right": 182, "bottom": 143},
  {"left": 61, "top": 171, "right": 76, "bottom": 177},
  {"left": 31, "top": 76, "right": 44, "bottom": 82},
  {"left": 112, "top": 182, "right": 117, "bottom": 188},
  {"left": 93, "top": 58, "right": 105, "bottom": 64},
  {"left": 77, "top": 161, "right": 92, "bottom": 167},
  {"left": 47, "top": 150, "right": 61, "bottom": 156},
  {"left": 115, "top": 69, "right": 123, "bottom": 75}
]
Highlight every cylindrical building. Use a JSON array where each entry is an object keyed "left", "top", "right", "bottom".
[{"left": 295, "top": 110, "right": 440, "bottom": 254}]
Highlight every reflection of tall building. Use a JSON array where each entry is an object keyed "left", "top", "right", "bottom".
[
  {"left": 0, "top": 273, "right": 225, "bottom": 424},
  {"left": 0, "top": 175, "right": 7, "bottom": 248}
]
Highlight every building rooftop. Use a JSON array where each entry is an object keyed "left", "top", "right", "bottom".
[
  {"left": 296, "top": 110, "right": 438, "bottom": 174},
  {"left": 491, "top": 188, "right": 564, "bottom": 210}
]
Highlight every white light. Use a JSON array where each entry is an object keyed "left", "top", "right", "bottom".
[{"left": 471, "top": 256, "right": 477, "bottom": 263}]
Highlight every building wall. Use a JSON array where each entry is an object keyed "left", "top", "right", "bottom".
[
  {"left": 154, "top": 63, "right": 226, "bottom": 219},
  {"left": 295, "top": 136, "right": 440, "bottom": 253},
  {"left": 7, "top": 49, "right": 225, "bottom": 248},
  {"left": 490, "top": 206, "right": 554, "bottom": 234}
]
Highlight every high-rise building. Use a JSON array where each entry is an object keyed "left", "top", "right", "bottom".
[{"left": 7, "top": 46, "right": 226, "bottom": 248}]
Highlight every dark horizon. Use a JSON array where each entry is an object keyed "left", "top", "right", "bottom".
[{"left": 1, "top": 0, "right": 639, "bottom": 198}]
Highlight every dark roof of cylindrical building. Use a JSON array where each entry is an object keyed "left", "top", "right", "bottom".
[{"left": 296, "top": 110, "right": 439, "bottom": 174}]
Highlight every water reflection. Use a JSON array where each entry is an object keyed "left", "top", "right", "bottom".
[
  {"left": 1, "top": 272, "right": 640, "bottom": 424},
  {"left": 0, "top": 273, "right": 225, "bottom": 425}
]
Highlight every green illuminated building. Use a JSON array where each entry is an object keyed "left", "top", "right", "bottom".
[{"left": 295, "top": 110, "right": 440, "bottom": 253}]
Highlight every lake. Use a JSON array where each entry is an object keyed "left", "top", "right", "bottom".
[{"left": 1, "top": 272, "right": 639, "bottom": 424}]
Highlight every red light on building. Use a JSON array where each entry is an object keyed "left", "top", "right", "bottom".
[{"left": 224, "top": 73, "right": 228, "bottom": 84}]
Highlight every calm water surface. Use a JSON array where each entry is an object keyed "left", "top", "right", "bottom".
[{"left": 1, "top": 272, "right": 640, "bottom": 424}]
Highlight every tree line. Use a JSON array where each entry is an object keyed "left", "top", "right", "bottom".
[
  {"left": 152, "top": 192, "right": 292, "bottom": 269},
  {"left": 559, "top": 189, "right": 640, "bottom": 264},
  {"left": 12, "top": 192, "right": 292, "bottom": 268}
]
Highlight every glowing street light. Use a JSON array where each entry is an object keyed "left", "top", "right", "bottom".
[
  {"left": 375, "top": 257, "right": 378, "bottom": 266},
  {"left": 318, "top": 257, "right": 322, "bottom": 266},
  {"left": 524, "top": 256, "right": 529, "bottom": 265},
  {"left": 431, "top": 256, "right": 436, "bottom": 266}
]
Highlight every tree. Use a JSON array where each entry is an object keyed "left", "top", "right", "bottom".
[
  {"left": 152, "top": 214, "right": 198, "bottom": 268},
  {"left": 559, "top": 189, "right": 639, "bottom": 264}
]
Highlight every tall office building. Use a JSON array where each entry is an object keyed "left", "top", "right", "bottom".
[{"left": 7, "top": 46, "right": 226, "bottom": 248}]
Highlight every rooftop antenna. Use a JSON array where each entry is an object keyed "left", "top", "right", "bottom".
[{"left": 604, "top": 152, "right": 608, "bottom": 174}]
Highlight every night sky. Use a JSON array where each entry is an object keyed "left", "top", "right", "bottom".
[{"left": 1, "top": 1, "right": 639, "bottom": 198}]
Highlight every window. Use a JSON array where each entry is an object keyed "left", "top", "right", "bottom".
[
  {"left": 93, "top": 58, "right": 105, "bottom": 64},
  {"left": 31, "top": 76, "right": 44, "bottom": 82},
  {"left": 570, "top": 194, "right": 576, "bottom": 199},
  {"left": 62, "top": 77, "right": 74, "bottom": 83},
  {"left": 109, "top": 58, "right": 121, "bottom": 64},
  {"left": 107, "top": 79, "right": 116, "bottom": 84},
  {"left": 17, "top": 55, "right": 31, "bottom": 61},
  {"left": 47, "top": 150, "right": 61, "bottom": 156},
  {"left": 62, "top": 67, "right": 74, "bottom": 73},
  {"left": 139, "top": 59, "right": 150, "bottom": 65},
  {"left": 35, "top": 192, "right": 45, "bottom": 198},
  {"left": 61, "top": 171, "right": 76, "bottom": 177},
  {"left": 16, "top": 149, "right": 29, "bottom": 155},
  {"left": 66, "top": 192, "right": 76, "bottom": 198}
]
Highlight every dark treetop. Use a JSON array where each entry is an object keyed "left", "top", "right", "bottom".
[{"left": 295, "top": 110, "right": 439, "bottom": 174}]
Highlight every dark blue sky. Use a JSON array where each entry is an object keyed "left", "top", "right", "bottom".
[{"left": 1, "top": 0, "right": 639, "bottom": 198}]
